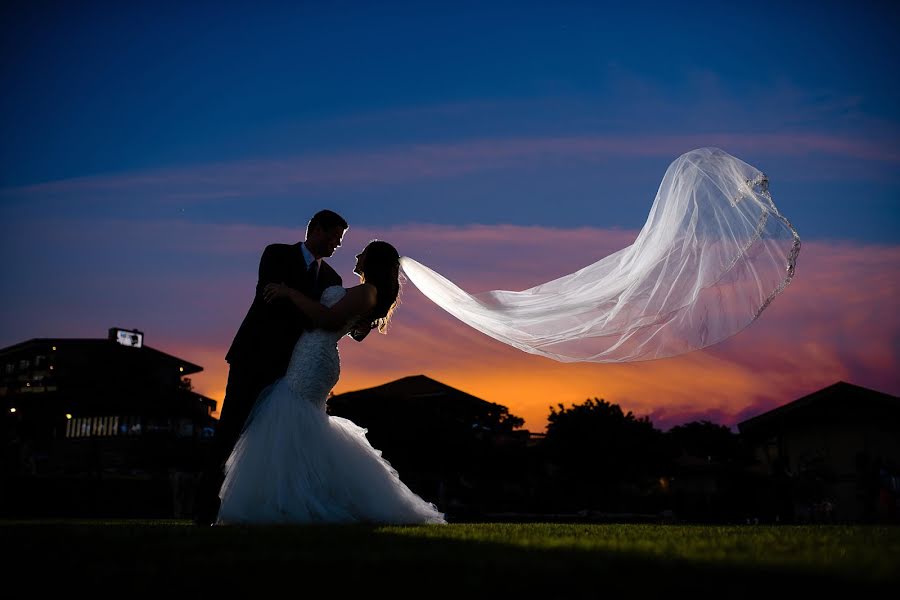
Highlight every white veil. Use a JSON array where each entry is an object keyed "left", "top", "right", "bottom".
[{"left": 399, "top": 148, "right": 801, "bottom": 363}]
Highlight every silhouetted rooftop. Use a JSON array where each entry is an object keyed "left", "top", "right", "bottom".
[
  {"left": 331, "top": 374, "right": 491, "bottom": 408},
  {"left": 328, "top": 374, "right": 528, "bottom": 436},
  {"left": 0, "top": 337, "right": 204, "bottom": 375},
  {"left": 737, "top": 381, "right": 900, "bottom": 437}
]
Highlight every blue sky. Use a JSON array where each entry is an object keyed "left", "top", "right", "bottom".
[
  {"left": 3, "top": 1, "right": 898, "bottom": 236},
  {"left": 2, "top": 1, "right": 898, "bottom": 430}
]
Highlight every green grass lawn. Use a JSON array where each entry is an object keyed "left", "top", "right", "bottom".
[{"left": 3, "top": 520, "right": 898, "bottom": 597}]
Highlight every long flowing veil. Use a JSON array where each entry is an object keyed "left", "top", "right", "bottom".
[{"left": 400, "top": 147, "right": 801, "bottom": 363}]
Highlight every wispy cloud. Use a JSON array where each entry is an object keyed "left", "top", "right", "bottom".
[{"left": 2, "top": 132, "right": 897, "bottom": 208}]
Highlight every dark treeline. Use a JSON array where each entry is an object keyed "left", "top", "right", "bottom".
[
  {"left": 3, "top": 386, "right": 898, "bottom": 524},
  {"left": 336, "top": 389, "right": 896, "bottom": 525},
  {"left": 363, "top": 396, "right": 762, "bottom": 523}
]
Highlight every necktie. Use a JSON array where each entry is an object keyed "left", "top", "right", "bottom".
[{"left": 308, "top": 260, "right": 319, "bottom": 284}]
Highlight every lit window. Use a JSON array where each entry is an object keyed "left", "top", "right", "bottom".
[
  {"left": 52, "top": 346, "right": 57, "bottom": 351},
  {"left": 66, "top": 413, "right": 72, "bottom": 420},
  {"left": 19, "top": 360, "right": 30, "bottom": 370},
  {"left": 179, "top": 366, "right": 184, "bottom": 372},
  {"left": 9, "top": 407, "right": 16, "bottom": 413}
]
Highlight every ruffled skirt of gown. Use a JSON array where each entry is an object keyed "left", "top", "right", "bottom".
[{"left": 215, "top": 377, "right": 447, "bottom": 525}]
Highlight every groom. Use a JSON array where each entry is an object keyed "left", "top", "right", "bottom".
[{"left": 193, "top": 209, "right": 348, "bottom": 526}]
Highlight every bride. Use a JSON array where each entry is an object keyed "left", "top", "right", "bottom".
[{"left": 216, "top": 240, "right": 446, "bottom": 525}]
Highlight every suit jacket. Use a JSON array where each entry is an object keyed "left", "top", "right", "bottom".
[{"left": 225, "top": 242, "right": 342, "bottom": 378}]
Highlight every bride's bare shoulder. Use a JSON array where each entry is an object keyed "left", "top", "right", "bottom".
[{"left": 345, "top": 283, "right": 377, "bottom": 305}]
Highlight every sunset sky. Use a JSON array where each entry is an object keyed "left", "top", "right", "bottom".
[{"left": 2, "top": 2, "right": 898, "bottom": 432}]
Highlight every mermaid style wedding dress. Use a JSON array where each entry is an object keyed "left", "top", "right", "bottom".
[{"left": 216, "top": 285, "right": 446, "bottom": 525}]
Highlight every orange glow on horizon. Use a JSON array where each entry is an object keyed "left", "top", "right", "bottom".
[{"left": 189, "top": 341, "right": 859, "bottom": 433}]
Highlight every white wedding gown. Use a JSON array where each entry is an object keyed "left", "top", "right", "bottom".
[{"left": 216, "top": 286, "right": 446, "bottom": 525}]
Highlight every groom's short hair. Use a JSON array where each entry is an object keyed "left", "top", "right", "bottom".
[{"left": 307, "top": 210, "right": 348, "bottom": 235}]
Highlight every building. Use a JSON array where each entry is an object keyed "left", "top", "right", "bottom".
[
  {"left": 1, "top": 328, "right": 218, "bottom": 517},
  {"left": 738, "top": 381, "right": 900, "bottom": 523}
]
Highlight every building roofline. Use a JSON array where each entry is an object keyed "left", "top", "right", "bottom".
[
  {"left": 0, "top": 337, "right": 204, "bottom": 375},
  {"left": 331, "top": 374, "right": 495, "bottom": 407},
  {"left": 737, "top": 381, "right": 900, "bottom": 435}
]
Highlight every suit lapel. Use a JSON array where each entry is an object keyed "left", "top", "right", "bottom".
[
  {"left": 318, "top": 261, "right": 339, "bottom": 291},
  {"left": 292, "top": 243, "right": 340, "bottom": 298}
]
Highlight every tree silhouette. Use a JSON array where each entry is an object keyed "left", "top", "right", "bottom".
[
  {"left": 473, "top": 403, "right": 524, "bottom": 433},
  {"left": 666, "top": 420, "right": 744, "bottom": 464},
  {"left": 544, "top": 398, "right": 668, "bottom": 512}
]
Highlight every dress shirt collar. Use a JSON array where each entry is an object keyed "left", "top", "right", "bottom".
[{"left": 300, "top": 242, "right": 321, "bottom": 270}]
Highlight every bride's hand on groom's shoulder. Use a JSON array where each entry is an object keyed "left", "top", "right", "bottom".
[{"left": 263, "top": 282, "right": 292, "bottom": 303}]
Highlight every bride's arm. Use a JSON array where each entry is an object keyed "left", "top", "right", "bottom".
[{"left": 263, "top": 283, "right": 376, "bottom": 331}]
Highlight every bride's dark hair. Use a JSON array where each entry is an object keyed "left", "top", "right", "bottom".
[{"left": 359, "top": 240, "right": 401, "bottom": 334}]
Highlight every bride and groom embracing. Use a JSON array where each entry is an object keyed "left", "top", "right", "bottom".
[
  {"left": 193, "top": 149, "right": 801, "bottom": 526},
  {"left": 193, "top": 209, "right": 446, "bottom": 526}
]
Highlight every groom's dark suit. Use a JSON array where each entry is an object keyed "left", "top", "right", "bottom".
[{"left": 194, "top": 241, "right": 342, "bottom": 524}]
